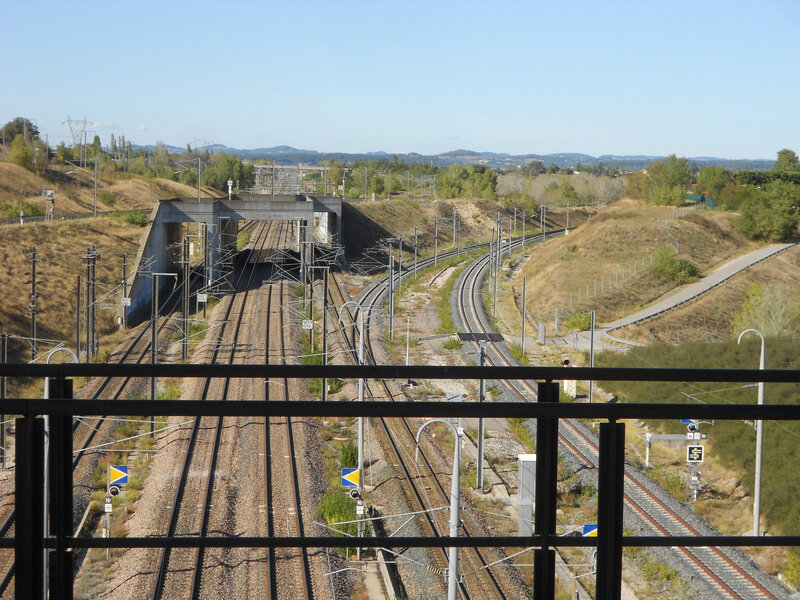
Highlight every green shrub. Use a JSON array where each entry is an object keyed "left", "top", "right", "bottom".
[
  {"left": 1, "top": 200, "right": 44, "bottom": 219},
  {"left": 206, "top": 295, "right": 220, "bottom": 310},
  {"left": 110, "top": 210, "right": 148, "bottom": 226},
  {"left": 664, "top": 473, "right": 684, "bottom": 499},
  {"left": 565, "top": 314, "right": 591, "bottom": 331},
  {"left": 509, "top": 343, "right": 529, "bottom": 365},
  {"left": 157, "top": 381, "right": 181, "bottom": 400},
  {"left": 91, "top": 464, "right": 106, "bottom": 488},
  {"left": 651, "top": 244, "right": 698, "bottom": 284},
  {"left": 340, "top": 442, "right": 357, "bottom": 468},
  {"left": 237, "top": 229, "right": 251, "bottom": 251},
  {"left": 302, "top": 338, "right": 328, "bottom": 396},
  {"left": 640, "top": 554, "right": 682, "bottom": 584},
  {"left": 327, "top": 378, "right": 343, "bottom": 394},
  {"left": 317, "top": 488, "right": 357, "bottom": 537},
  {"left": 442, "top": 337, "right": 462, "bottom": 350},
  {"left": 188, "top": 321, "right": 206, "bottom": 339},
  {"left": 461, "top": 470, "right": 478, "bottom": 489},
  {"left": 506, "top": 417, "right": 535, "bottom": 451},
  {"left": 99, "top": 190, "right": 116, "bottom": 207}
]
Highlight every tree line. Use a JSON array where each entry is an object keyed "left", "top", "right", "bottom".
[
  {"left": 2, "top": 117, "right": 503, "bottom": 200},
  {"left": 1, "top": 117, "right": 257, "bottom": 191},
  {"left": 624, "top": 150, "right": 800, "bottom": 243}
]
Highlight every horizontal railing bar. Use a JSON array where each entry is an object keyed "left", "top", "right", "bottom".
[
  {"left": 13, "top": 535, "right": 799, "bottom": 550},
  {"left": 3, "top": 399, "right": 800, "bottom": 420},
  {"left": 2, "top": 363, "right": 800, "bottom": 383}
]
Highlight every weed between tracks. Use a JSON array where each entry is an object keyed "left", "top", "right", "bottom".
[
  {"left": 76, "top": 386, "right": 174, "bottom": 597},
  {"left": 316, "top": 417, "right": 371, "bottom": 558}
]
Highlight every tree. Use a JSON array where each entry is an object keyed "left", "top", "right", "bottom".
[
  {"left": 529, "top": 160, "right": 545, "bottom": 176},
  {"left": 624, "top": 171, "right": 648, "bottom": 199},
  {"left": 201, "top": 153, "right": 255, "bottom": 190},
  {"left": 696, "top": 166, "right": 733, "bottom": 201},
  {"left": 55, "top": 141, "right": 73, "bottom": 162},
  {"left": 736, "top": 180, "right": 800, "bottom": 241},
  {"left": 2, "top": 117, "right": 39, "bottom": 141},
  {"left": 774, "top": 149, "right": 798, "bottom": 172},
  {"left": 8, "top": 134, "right": 33, "bottom": 169},
  {"left": 436, "top": 165, "right": 497, "bottom": 200},
  {"left": 716, "top": 181, "right": 745, "bottom": 209},
  {"left": 651, "top": 244, "right": 698, "bottom": 283},
  {"left": 732, "top": 284, "right": 800, "bottom": 336},
  {"left": 89, "top": 134, "right": 102, "bottom": 158},
  {"left": 760, "top": 180, "right": 800, "bottom": 239},
  {"left": 643, "top": 155, "right": 690, "bottom": 206}
]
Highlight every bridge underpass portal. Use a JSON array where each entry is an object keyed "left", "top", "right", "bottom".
[{"left": 125, "top": 194, "right": 341, "bottom": 323}]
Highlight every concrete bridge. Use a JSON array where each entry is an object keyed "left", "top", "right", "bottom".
[{"left": 124, "top": 193, "right": 342, "bottom": 324}]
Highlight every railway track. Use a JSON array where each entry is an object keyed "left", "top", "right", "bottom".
[
  {"left": 0, "top": 220, "right": 228, "bottom": 597},
  {"left": 453, "top": 236, "right": 788, "bottom": 599},
  {"left": 150, "top": 219, "right": 272, "bottom": 597},
  {"left": 327, "top": 240, "right": 529, "bottom": 598},
  {"left": 148, "top": 219, "right": 317, "bottom": 598},
  {"left": 263, "top": 231, "right": 315, "bottom": 599}
]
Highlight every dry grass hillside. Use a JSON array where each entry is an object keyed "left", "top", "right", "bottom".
[
  {"left": 491, "top": 197, "right": 778, "bottom": 347},
  {"left": 0, "top": 217, "right": 145, "bottom": 361},
  {"left": 0, "top": 161, "right": 213, "bottom": 216},
  {"left": 0, "top": 159, "right": 215, "bottom": 364},
  {"left": 344, "top": 195, "right": 593, "bottom": 261},
  {"left": 622, "top": 244, "right": 800, "bottom": 344}
]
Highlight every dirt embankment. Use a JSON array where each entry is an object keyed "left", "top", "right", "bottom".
[
  {"left": 0, "top": 161, "right": 211, "bottom": 216},
  {"left": 492, "top": 198, "right": 774, "bottom": 346},
  {"left": 0, "top": 161, "right": 217, "bottom": 366}
]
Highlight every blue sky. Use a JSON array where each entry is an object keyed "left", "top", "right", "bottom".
[{"left": 3, "top": 0, "right": 798, "bottom": 159}]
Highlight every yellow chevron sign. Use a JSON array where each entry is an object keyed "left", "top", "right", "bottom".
[
  {"left": 109, "top": 465, "right": 128, "bottom": 485},
  {"left": 341, "top": 468, "right": 359, "bottom": 487}
]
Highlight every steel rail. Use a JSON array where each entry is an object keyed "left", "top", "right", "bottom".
[
  {"left": 151, "top": 220, "right": 273, "bottom": 598},
  {"left": 189, "top": 220, "right": 275, "bottom": 598},
  {"left": 454, "top": 232, "right": 782, "bottom": 599},
  {"left": 277, "top": 271, "right": 315, "bottom": 599},
  {"left": 0, "top": 230, "right": 212, "bottom": 598},
  {"left": 331, "top": 249, "right": 510, "bottom": 598}
]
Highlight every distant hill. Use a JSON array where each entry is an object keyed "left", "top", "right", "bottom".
[{"left": 132, "top": 143, "right": 775, "bottom": 171}]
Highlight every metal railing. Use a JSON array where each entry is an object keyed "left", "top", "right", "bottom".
[{"left": 2, "top": 362, "right": 800, "bottom": 599}]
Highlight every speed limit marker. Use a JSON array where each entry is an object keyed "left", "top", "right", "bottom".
[{"left": 687, "top": 445, "right": 704, "bottom": 463}]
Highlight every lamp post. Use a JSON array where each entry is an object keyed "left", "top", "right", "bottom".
[
  {"left": 415, "top": 419, "right": 462, "bottom": 600},
  {"left": 588, "top": 310, "right": 596, "bottom": 404},
  {"left": 93, "top": 157, "right": 97, "bottom": 217},
  {"left": 66, "top": 157, "right": 98, "bottom": 217},
  {"left": 150, "top": 273, "right": 178, "bottom": 435},
  {"left": 351, "top": 167, "right": 368, "bottom": 201},
  {"left": 737, "top": 328, "right": 765, "bottom": 536}
]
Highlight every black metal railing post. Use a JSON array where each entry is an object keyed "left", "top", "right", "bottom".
[
  {"left": 597, "top": 420, "right": 625, "bottom": 598},
  {"left": 48, "top": 377, "right": 74, "bottom": 599},
  {"left": 16, "top": 414, "right": 45, "bottom": 598},
  {"left": 533, "top": 381, "right": 559, "bottom": 598}
]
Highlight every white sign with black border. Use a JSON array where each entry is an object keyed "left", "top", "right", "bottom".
[
  {"left": 197, "top": 293, "right": 208, "bottom": 303},
  {"left": 302, "top": 319, "right": 313, "bottom": 330}
]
